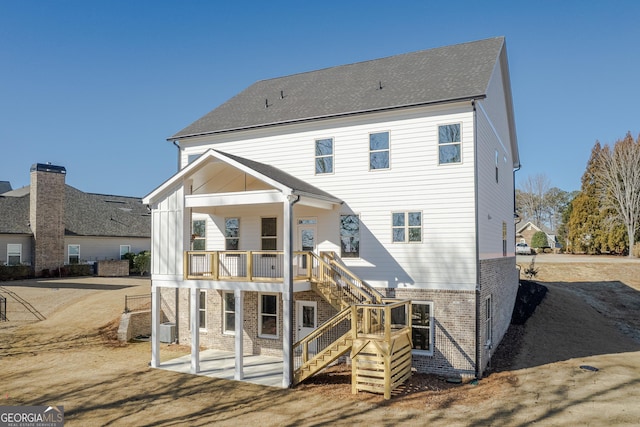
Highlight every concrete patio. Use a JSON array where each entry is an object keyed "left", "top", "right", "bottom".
[{"left": 158, "top": 349, "right": 285, "bottom": 388}]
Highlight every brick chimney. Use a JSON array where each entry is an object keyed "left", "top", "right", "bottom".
[{"left": 29, "top": 163, "right": 66, "bottom": 276}]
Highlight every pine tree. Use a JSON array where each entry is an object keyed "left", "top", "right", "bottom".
[{"left": 568, "top": 142, "right": 606, "bottom": 253}]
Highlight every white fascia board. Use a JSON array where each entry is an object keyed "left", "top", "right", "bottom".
[
  {"left": 185, "top": 189, "right": 284, "bottom": 207},
  {"left": 296, "top": 195, "right": 337, "bottom": 210},
  {"left": 143, "top": 149, "right": 220, "bottom": 204}
]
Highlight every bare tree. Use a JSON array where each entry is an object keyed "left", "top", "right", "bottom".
[
  {"left": 596, "top": 133, "right": 640, "bottom": 257},
  {"left": 518, "top": 174, "right": 551, "bottom": 226}
]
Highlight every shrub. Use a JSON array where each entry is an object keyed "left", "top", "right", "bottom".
[
  {"left": 523, "top": 258, "right": 538, "bottom": 279},
  {"left": 531, "top": 231, "right": 549, "bottom": 250},
  {"left": 0, "top": 264, "right": 33, "bottom": 281},
  {"left": 133, "top": 251, "right": 151, "bottom": 276}
]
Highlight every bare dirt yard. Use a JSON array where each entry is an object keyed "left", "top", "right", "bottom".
[{"left": 1, "top": 255, "right": 640, "bottom": 426}]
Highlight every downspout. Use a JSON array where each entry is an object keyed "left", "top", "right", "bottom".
[
  {"left": 172, "top": 139, "right": 181, "bottom": 343},
  {"left": 283, "top": 193, "right": 301, "bottom": 388},
  {"left": 472, "top": 100, "right": 481, "bottom": 379},
  {"left": 172, "top": 140, "right": 181, "bottom": 172}
]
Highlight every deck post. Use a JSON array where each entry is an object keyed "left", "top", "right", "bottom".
[
  {"left": 150, "top": 284, "right": 161, "bottom": 368},
  {"left": 234, "top": 289, "right": 244, "bottom": 380},
  {"left": 190, "top": 287, "right": 200, "bottom": 374}
]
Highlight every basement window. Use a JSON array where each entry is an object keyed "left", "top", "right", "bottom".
[
  {"left": 259, "top": 293, "right": 278, "bottom": 338},
  {"left": 411, "top": 301, "right": 434, "bottom": 355}
]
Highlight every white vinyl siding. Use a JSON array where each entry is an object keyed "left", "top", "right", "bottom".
[
  {"left": 175, "top": 102, "right": 477, "bottom": 290},
  {"left": 475, "top": 57, "right": 516, "bottom": 260}
]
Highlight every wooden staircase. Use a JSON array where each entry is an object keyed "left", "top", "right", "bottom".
[{"left": 293, "top": 253, "right": 412, "bottom": 399}]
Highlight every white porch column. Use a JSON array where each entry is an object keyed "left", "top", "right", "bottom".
[
  {"left": 190, "top": 287, "right": 200, "bottom": 374},
  {"left": 150, "top": 284, "right": 161, "bottom": 368},
  {"left": 234, "top": 289, "right": 244, "bottom": 380},
  {"left": 282, "top": 194, "right": 298, "bottom": 388}
]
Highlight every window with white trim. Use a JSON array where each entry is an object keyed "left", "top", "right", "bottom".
[
  {"left": 198, "top": 290, "right": 207, "bottom": 330},
  {"left": 315, "top": 138, "right": 333, "bottom": 174},
  {"left": 7, "top": 244, "right": 22, "bottom": 265},
  {"left": 120, "top": 245, "right": 131, "bottom": 260},
  {"left": 259, "top": 293, "right": 278, "bottom": 338},
  {"left": 192, "top": 220, "right": 206, "bottom": 250},
  {"left": 438, "top": 123, "right": 461, "bottom": 164},
  {"left": 261, "top": 217, "right": 277, "bottom": 251},
  {"left": 225, "top": 218, "right": 239, "bottom": 250},
  {"left": 369, "top": 131, "right": 389, "bottom": 170},
  {"left": 392, "top": 212, "right": 422, "bottom": 243},
  {"left": 340, "top": 214, "right": 360, "bottom": 258},
  {"left": 223, "top": 291, "right": 235, "bottom": 334},
  {"left": 411, "top": 301, "right": 434, "bottom": 354},
  {"left": 68, "top": 244, "right": 80, "bottom": 264}
]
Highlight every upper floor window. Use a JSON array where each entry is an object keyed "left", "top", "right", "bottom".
[
  {"left": 315, "top": 138, "right": 333, "bottom": 174},
  {"left": 261, "top": 217, "right": 277, "bottom": 251},
  {"left": 192, "top": 220, "right": 206, "bottom": 250},
  {"left": 120, "top": 245, "right": 131, "bottom": 260},
  {"left": 369, "top": 132, "right": 390, "bottom": 170},
  {"left": 392, "top": 212, "right": 422, "bottom": 243},
  {"left": 340, "top": 214, "right": 360, "bottom": 258},
  {"left": 68, "top": 244, "right": 80, "bottom": 264},
  {"left": 438, "top": 123, "right": 461, "bottom": 164},
  {"left": 225, "top": 218, "right": 239, "bottom": 250},
  {"left": 7, "top": 244, "right": 22, "bottom": 265}
]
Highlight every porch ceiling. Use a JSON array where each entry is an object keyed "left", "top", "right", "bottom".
[{"left": 144, "top": 149, "right": 342, "bottom": 209}]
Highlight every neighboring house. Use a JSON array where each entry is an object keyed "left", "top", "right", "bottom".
[
  {"left": 144, "top": 37, "right": 520, "bottom": 390},
  {"left": 0, "top": 163, "right": 150, "bottom": 274},
  {"left": 515, "top": 221, "right": 559, "bottom": 251}
]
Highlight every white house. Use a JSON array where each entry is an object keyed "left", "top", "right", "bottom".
[{"left": 143, "top": 37, "right": 520, "bottom": 392}]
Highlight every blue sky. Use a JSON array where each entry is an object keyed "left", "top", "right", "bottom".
[{"left": 1, "top": 1, "right": 639, "bottom": 197}]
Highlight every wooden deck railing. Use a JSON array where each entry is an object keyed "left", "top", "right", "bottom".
[{"left": 184, "top": 250, "right": 314, "bottom": 281}]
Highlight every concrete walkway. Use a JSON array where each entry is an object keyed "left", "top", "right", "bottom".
[{"left": 158, "top": 349, "right": 284, "bottom": 388}]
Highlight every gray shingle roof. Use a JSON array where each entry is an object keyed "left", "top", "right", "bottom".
[
  {"left": 0, "top": 193, "right": 30, "bottom": 234},
  {"left": 0, "top": 185, "right": 150, "bottom": 237},
  {"left": 171, "top": 37, "right": 505, "bottom": 139}
]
